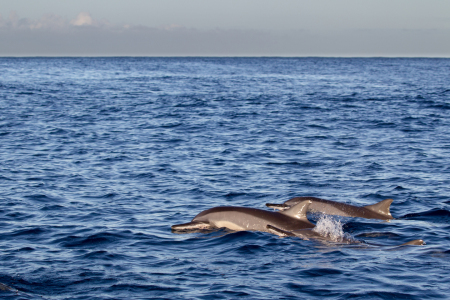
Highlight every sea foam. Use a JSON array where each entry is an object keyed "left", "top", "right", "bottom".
[{"left": 312, "top": 214, "right": 349, "bottom": 243}]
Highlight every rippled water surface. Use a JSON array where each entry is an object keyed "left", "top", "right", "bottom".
[{"left": 1, "top": 57, "right": 450, "bottom": 299}]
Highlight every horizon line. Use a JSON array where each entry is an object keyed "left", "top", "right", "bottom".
[{"left": 1, "top": 55, "right": 449, "bottom": 58}]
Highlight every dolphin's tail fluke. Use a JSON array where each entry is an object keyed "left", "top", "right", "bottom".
[
  {"left": 171, "top": 221, "right": 211, "bottom": 231},
  {"left": 265, "top": 203, "right": 288, "bottom": 211},
  {"left": 364, "top": 198, "right": 394, "bottom": 219}
]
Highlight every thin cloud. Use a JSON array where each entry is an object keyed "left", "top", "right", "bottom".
[
  {"left": 0, "top": 11, "right": 111, "bottom": 30},
  {"left": 70, "top": 12, "right": 94, "bottom": 27},
  {"left": 0, "top": 11, "right": 67, "bottom": 30},
  {"left": 69, "top": 12, "right": 112, "bottom": 28},
  {"left": 29, "top": 14, "right": 66, "bottom": 30},
  {"left": 158, "top": 24, "right": 187, "bottom": 31}
]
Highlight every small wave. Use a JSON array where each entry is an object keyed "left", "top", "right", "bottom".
[
  {"left": 236, "top": 244, "right": 265, "bottom": 255},
  {"left": 5, "top": 212, "right": 35, "bottom": 221},
  {"left": 303, "top": 267, "right": 343, "bottom": 277},
  {"left": 401, "top": 208, "right": 450, "bottom": 222},
  {"left": 59, "top": 232, "right": 126, "bottom": 248},
  {"left": 81, "top": 250, "right": 126, "bottom": 261},
  {"left": 101, "top": 155, "right": 131, "bottom": 162},
  {"left": 24, "top": 194, "right": 61, "bottom": 203},
  {"left": 341, "top": 291, "right": 422, "bottom": 300},
  {"left": 48, "top": 128, "right": 69, "bottom": 135},
  {"left": 134, "top": 172, "right": 155, "bottom": 179},
  {"left": 40, "top": 204, "right": 65, "bottom": 211},
  {"left": 0, "top": 175, "right": 13, "bottom": 181},
  {"left": 266, "top": 161, "right": 325, "bottom": 167},
  {"left": 224, "top": 192, "right": 246, "bottom": 198},
  {"left": 17, "top": 247, "right": 35, "bottom": 252},
  {"left": 11, "top": 227, "right": 47, "bottom": 237},
  {"left": 16, "top": 91, "right": 35, "bottom": 95},
  {"left": 106, "top": 283, "right": 182, "bottom": 293},
  {"left": 83, "top": 193, "right": 117, "bottom": 199}
]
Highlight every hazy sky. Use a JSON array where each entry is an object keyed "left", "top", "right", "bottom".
[{"left": 1, "top": 0, "right": 449, "bottom": 56}]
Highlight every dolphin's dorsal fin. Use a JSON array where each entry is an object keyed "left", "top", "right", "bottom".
[
  {"left": 364, "top": 199, "right": 393, "bottom": 217},
  {"left": 280, "top": 200, "right": 311, "bottom": 219}
]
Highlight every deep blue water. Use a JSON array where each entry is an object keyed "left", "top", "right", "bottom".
[{"left": 0, "top": 57, "right": 450, "bottom": 299}]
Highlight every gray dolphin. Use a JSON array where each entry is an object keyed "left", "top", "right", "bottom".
[
  {"left": 172, "top": 200, "right": 314, "bottom": 233},
  {"left": 266, "top": 196, "right": 394, "bottom": 220},
  {"left": 171, "top": 200, "right": 424, "bottom": 246},
  {"left": 266, "top": 225, "right": 424, "bottom": 246}
]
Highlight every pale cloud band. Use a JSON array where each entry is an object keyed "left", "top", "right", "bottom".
[
  {"left": 1, "top": 12, "right": 449, "bottom": 57},
  {"left": 0, "top": 11, "right": 110, "bottom": 30}
]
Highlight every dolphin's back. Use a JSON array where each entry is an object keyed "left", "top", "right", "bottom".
[
  {"left": 193, "top": 206, "right": 314, "bottom": 232},
  {"left": 280, "top": 197, "right": 394, "bottom": 220}
]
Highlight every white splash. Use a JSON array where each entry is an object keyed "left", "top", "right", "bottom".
[{"left": 312, "top": 214, "right": 347, "bottom": 242}]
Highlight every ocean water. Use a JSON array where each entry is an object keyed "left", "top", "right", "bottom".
[{"left": 0, "top": 57, "right": 449, "bottom": 299}]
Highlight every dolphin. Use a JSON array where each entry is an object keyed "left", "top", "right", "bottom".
[
  {"left": 171, "top": 200, "right": 424, "bottom": 246},
  {"left": 266, "top": 196, "right": 394, "bottom": 220},
  {"left": 172, "top": 200, "right": 314, "bottom": 233},
  {"left": 266, "top": 224, "right": 355, "bottom": 243},
  {"left": 266, "top": 225, "right": 424, "bottom": 246}
]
